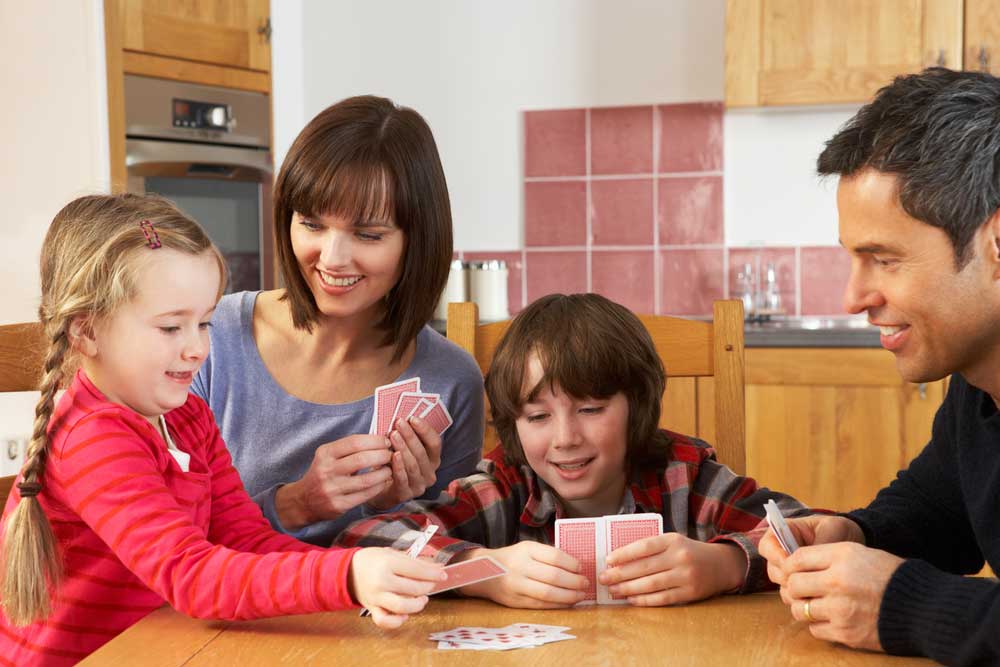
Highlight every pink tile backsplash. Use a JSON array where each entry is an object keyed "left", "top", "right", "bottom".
[
  {"left": 656, "top": 102, "right": 723, "bottom": 173},
  {"left": 727, "top": 247, "right": 797, "bottom": 316},
  {"left": 591, "top": 250, "right": 655, "bottom": 315},
  {"left": 525, "top": 181, "right": 587, "bottom": 247},
  {"left": 591, "top": 106, "right": 653, "bottom": 175},
  {"left": 590, "top": 178, "right": 654, "bottom": 246},
  {"left": 658, "top": 176, "right": 723, "bottom": 246},
  {"left": 800, "top": 246, "right": 852, "bottom": 316},
  {"left": 462, "top": 251, "right": 525, "bottom": 316},
  {"left": 524, "top": 109, "right": 587, "bottom": 177},
  {"left": 525, "top": 251, "right": 588, "bottom": 303},
  {"left": 660, "top": 248, "right": 725, "bottom": 315}
]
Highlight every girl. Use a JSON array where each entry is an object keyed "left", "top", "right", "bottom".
[
  {"left": 192, "top": 95, "right": 484, "bottom": 546},
  {"left": 0, "top": 194, "right": 444, "bottom": 666},
  {"left": 338, "top": 293, "right": 811, "bottom": 608}
]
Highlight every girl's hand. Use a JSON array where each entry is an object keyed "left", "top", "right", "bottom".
[
  {"left": 347, "top": 547, "right": 446, "bottom": 629},
  {"left": 599, "top": 533, "right": 746, "bottom": 606},
  {"left": 368, "top": 416, "right": 443, "bottom": 510},
  {"left": 275, "top": 434, "right": 394, "bottom": 530},
  {"left": 454, "top": 543, "right": 590, "bottom": 609}
]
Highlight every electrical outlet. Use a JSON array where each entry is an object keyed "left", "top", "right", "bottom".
[{"left": 1, "top": 436, "right": 29, "bottom": 476}]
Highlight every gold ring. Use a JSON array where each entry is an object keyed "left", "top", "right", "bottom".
[{"left": 803, "top": 599, "right": 814, "bottom": 623}]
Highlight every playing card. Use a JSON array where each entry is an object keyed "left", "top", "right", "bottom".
[
  {"left": 419, "top": 400, "right": 453, "bottom": 435},
  {"left": 430, "top": 624, "right": 575, "bottom": 651},
  {"left": 764, "top": 499, "right": 799, "bottom": 555},
  {"left": 370, "top": 378, "right": 420, "bottom": 436},
  {"left": 405, "top": 397, "right": 436, "bottom": 421},
  {"left": 555, "top": 518, "right": 600, "bottom": 604},
  {"left": 603, "top": 514, "right": 663, "bottom": 603},
  {"left": 429, "top": 556, "right": 507, "bottom": 595},
  {"left": 389, "top": 392, "right": 439, "bottom": 432}
]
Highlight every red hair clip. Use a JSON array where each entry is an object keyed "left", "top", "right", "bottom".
[{"left": 139, "top": 220, "right": 162, "bottom": 249}]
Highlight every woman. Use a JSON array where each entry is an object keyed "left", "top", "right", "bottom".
[{"left": 192, "top": 96, "right": 484, "bottom": 545}]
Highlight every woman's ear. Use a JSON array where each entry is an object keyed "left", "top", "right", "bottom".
[{"left": 69, "top": 316, "right": 98, "bottom": 357}]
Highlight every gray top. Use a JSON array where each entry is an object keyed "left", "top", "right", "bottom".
[{"left": 192, "top": 291, "right": 485, "bottom": 545}]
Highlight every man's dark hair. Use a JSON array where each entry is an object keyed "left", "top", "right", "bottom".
[{"left": 818, "top": 67, "right": 1000, "bottom": 267}]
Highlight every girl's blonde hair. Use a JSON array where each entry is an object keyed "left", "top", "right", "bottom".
[{"left": 1, "top": 193, "right": 226, "bottom": 626}]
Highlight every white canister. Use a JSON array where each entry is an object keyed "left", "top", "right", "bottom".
[
  {"left": 433, "top": 259, "right": 469, "bottom": 320},
  {"left": 468, "top": 260, "right": 509, "bottom": 321}
]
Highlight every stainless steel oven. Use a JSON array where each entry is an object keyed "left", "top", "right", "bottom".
[{"left": 124, "top": 75, "right": 274, "bottom": 292}]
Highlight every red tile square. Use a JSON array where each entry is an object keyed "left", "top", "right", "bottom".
[
  {"left": 658, "top": 176, "right": 723, "bottom": 246},
  {"left": 659, "top": 248, "right": 725, "bottom": 316},
  {"left": 728, "top": 247, "right": 797, "bottom": 316},
  {"left": 591, "top": 106, "right": 653, "bottom": 175},
  {"left": 525, "top": 251, "right": 587, "bottom": 304},
  {"left": 591, "top": 250, "right": 655, "bottom": 315},
  {"left": 524, "top": 109, "right": 587, "bottom": 177},
  {"left": 656, "top": 102, "right": 723, "bottom": 173},
  {"left": 590, "top": 179, "right": 654, "bottom": 246},
  {"left": 800, "top": 246, "right": 852, "bottom": 315},
  {"left": 463, "top": 251, "right": 524, "bottom": 315},
  {"left": 524, "top": 181, "right": 587, "bottom": 247}
]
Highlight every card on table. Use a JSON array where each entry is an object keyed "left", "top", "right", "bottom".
[
  {"left": 764, "top": 499, "right": 799, "bottom": 555},
  {"left": 429, "top": 556, "right": 507, "bottom": 595},
  {"left": 555, "top": 513, "right": 663, "bottom": 605},
  {"left": 370, "top": 378, "right": 421, "bottom": 436},
  {"left": 429, "top": 623, "right": 574, "bottom": 651}
]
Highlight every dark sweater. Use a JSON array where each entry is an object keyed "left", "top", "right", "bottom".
[{"left": 847, "top": 374, "right": 1000, "bottom": 666}]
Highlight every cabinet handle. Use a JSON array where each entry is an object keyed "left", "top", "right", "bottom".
[
  {"left": 979, "top": 47, "right": 991, "bottom": 73},
  {"left": 918, "top": 383, "right": 927, "bottom": 400},
  {"left": 257, "top": 18, "right": 272, "bottom": 42}
]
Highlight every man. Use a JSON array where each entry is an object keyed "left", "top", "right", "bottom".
[{"left": 761, "top": 67, "right": 1000, "bottom": 666}]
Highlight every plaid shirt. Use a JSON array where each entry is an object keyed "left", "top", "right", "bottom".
[{"left": 337, "top": 429, "right": 811, "bottom": 593}]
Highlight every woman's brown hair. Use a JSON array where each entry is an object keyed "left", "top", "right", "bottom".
[
  {"left": 1, "top": 193, "right": 226, "bottom": 626},
  {"left": 273, "top": 95, "right": 453, "bottom": 361},
  {"left": 485, "top": 293, "right": 671, "bottom": 470}
]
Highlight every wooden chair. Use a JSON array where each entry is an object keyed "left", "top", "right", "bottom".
[
  {"left": 0, "top": 322, "right": 46, "bottom": 503},
  {"left": 446, "top": 300, "right": 747, "bottom": 475}
]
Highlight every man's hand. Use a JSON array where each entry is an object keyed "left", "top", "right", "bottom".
[{"left": 759, "top": 515, "right": 865, "bottom": 586}]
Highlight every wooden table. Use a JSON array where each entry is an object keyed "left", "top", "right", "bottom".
[{"left": 81, "top": 593, "right": 937, "bottom": 666}]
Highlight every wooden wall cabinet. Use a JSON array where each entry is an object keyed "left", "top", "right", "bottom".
[
  {"left": 725, "top": 0, "right": 985, "bottom": 107},
  {"left": 661, "top": 348, "right": 946, "bottom": 513}
]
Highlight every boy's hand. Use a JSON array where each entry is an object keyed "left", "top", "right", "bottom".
[
  {"left": 760, "top": 515, "right": 865, "bottom": 587},
  {"left": 348, "top": 547, "right": 446, "bottom": 629},
  {"left": 369, "top": 417, "right": 443, "bottom": 510},
  {"left": 453, "top": 543, "right": 590, "bottom": 609},
  {"left": 599, "top": 533, "right": 746, "bottom": 606}
]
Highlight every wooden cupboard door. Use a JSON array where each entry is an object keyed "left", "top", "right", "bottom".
[
  {"left": 726, "top": 0, "right": 963, "bottom": 106},
  {"left": 122, "top": 0, "right": 271, "bottom": 72},
  {"left": 965, "top": 0, "right": 1000, "bottom": 74}
]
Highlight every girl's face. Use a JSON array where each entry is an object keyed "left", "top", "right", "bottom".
[
  {"left": 515, "top": 354, "right": 629, "bottom": 518},
  {"left": 290, "top": 211, "right": 405, "bottom": 324},
  {"left": 78, "top": 248, "right": 220, "bottom": 427}
]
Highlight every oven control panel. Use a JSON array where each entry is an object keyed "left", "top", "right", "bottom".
[{"left": 172, "top": 98, "right": 232, "bottom": 131}]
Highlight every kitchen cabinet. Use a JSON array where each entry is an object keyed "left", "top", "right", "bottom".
[
  {"left": 966, "top": 0, "right": 1000, "bottom": 75},
  {"left": 726, "top": 0, "right": 965, "bottom": 107},
  {"left": 120, "top": 0, "right": 271, "bottom": 72},
  {"left": 661, "top": 348, "right": 946, "bottom": 513}
]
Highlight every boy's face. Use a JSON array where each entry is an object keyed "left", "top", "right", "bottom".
[{"left": 515, "top": 354, "right": 629, "bottom": 518}]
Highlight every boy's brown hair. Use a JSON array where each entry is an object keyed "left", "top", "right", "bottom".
[
  {"left": 485, "top": 293, "right": 670, "bottom": 469},
  {"left": 273, "top": 95, "right": 453, "bottom": 362}
]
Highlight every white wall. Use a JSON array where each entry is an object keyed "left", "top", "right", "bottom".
[
  {"left": 274, "top": 0, "right": 727, "bottom": 250},
  {"left": 0, "top": 0, "right": 109, "bottom": 467}
]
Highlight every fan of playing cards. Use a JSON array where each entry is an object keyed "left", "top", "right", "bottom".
[
  {"left": 370, "top": 378, "right": 454, "bottom": 437},
  {"left": 430, "top": 623, "right": 575, "bottom": 651}
]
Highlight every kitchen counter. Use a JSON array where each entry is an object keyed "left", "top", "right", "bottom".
[{"left": 432, "top": 315, "right": 881, "bottom": 348}]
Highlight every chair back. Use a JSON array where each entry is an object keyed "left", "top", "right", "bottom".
[
  {"left": 0, "top": 322, "right": 46, "bottom": 503},
  {"left": 446, "top": 300, "right": 746, "bottom": 474}
]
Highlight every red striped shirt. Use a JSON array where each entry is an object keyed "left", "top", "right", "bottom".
[{"left": 0, "top": 371, "right": 359, "bottom": 666}]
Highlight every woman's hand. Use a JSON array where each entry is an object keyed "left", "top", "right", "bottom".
[
  {"left": 275, "top": 434, "right": 394, "bottom": 530},
  {"left": 598, "top": 533, "right": 746, "bottom": 606},
  {"left": 368, "top": 416, "right": 443, "bottom": 510},
  {"left": 348, "top": 547, "right": 446, "bottom": 629},
  {"left": 453, "top": 543, "right": 590, "bottom": 609}
]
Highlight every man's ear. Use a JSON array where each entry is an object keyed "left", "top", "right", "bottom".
[{"left": 69, "top": 316, "right": 98, "bottom": 357}]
